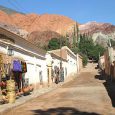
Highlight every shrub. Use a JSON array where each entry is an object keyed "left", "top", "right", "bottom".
[{"left": 82, "top": 55, "right": 88, "bottom": 67}]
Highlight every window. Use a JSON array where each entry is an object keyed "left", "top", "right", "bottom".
[{"left": 39, "top": 71, "right": 43, "bottom": 84}]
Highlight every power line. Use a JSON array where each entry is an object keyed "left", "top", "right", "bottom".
[
  {"left": 6, "top": 0, "right": 31, "bottom": 15},
  {"left": 12, "top": 0, "right": 29, "bottom": 13},
  {"left": 7, "top": 0, "right": 22, "bottom": 12}
]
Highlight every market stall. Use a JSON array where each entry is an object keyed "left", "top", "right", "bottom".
[{"left": 0, "top": 53, "right": 33, "bottom": 104}]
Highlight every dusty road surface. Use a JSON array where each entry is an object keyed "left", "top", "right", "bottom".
[{"left": 3, "top": 63, "right": 115, "bottom": 115}]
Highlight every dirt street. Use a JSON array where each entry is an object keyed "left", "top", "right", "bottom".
[{"left": 3, "top": 63, "right": 115, "bottom": 115}]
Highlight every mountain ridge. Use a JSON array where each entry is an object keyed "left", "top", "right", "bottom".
[{"left": 0, "top": 5, "right": 115, "bottom": 48}]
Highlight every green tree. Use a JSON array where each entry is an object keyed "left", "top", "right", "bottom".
[
  {"left": 72, "top": 24, "right": 77, "bottom": 48},
  {"left": 79, "top": 34, "right": 105, "bottom": 62},
  {"left": 48, "top": 38, "right": 60, "bottom": 50},
  {"left": 92, "top": 44, "right": 105, "bottom": 61},
  {"left": 71, "top": 47, "right": 80, "bottom": 54},
  {"left": 48, "top": 37, "right": 66, "bottom": 50},
  {"left": 65, "top": 33, "right": 70, "bottom": 48},
  {"left": 82, "top": 54, "right": 88, "bottom": 67}
]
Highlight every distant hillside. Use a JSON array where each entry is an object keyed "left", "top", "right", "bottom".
[
  {"left": 0, "top": 6, "right": 115, "bottom": 48},
  {"left": 79, "top": 22, "right": 115, "bottom": 47},
  {"left": 0, "top": 5, "right": 24, "bottom": 15},
  {"left": 0, "top": 8, "right": 76, "bottom": 47}
]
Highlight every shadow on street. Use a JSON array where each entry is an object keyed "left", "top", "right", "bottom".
[
  {"left": 95, "top": 69, "right": 106, "bottom": 80},
  {"left": 103, "top": 81, "right": 115, "bottom": 107},
  {"left": 95, "top": 70, "right": 115, "bottom": 107},
  {"left": 95, "top": 74, "right": 105, "bottom": 80},
  {"left": 31, "top": 107, "right": 100, "bottom": 115}
]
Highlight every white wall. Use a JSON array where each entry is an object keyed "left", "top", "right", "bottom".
[
  {"left": 67, "top": 53, "right": 77, "bottom": 76},
  {"left": 0, "top": 45, "right": 48, "bottom": 85},
  {"left": 0, "top": 45, "right": 78, "bottom": 86},
  {"left": 52, "top": 58, "right": 60, "bottom": 69},
  {"left": 14, "top": 51, "right": 47, "bottom": 85},
  {"left": 62, "top": 61, "right": 68, "bottom": 79}
]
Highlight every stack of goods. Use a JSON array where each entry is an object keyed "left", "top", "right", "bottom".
[
  {"left": 0, "top": 54, "right": 14, "bottom": 104},
  {"left": 22, "top": 84, "right": 34, "bottom": 96},
  {"left": 0, "top": 55, "right": 8, "bottom": 104},
  {"left": 6, "top": 80, "right": 15, "bottom": 103},
  {"left": 0, "top": 81, "right": 8, "bottom": 104}
]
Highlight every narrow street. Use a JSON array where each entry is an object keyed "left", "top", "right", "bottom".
[{"left": 3, "top": 63, "right": 115, "bottom": 115}]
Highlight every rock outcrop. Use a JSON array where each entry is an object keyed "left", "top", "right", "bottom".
[{"left": 79, "top": 22, "right": 115, "bottom": 47}]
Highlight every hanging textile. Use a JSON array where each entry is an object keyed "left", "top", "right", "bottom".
[
  {"left": 13, "top": 60, "right": 22, "bottom": 72},
  {"left": 4, "top": 64, "right": 12, "bottom": 80},
  {"left": 0, "top": 69, "right": 2, "bottom": 82},
  {"left": 0, "top": 53, "right": 13, "bottom": 79},
  {"left": 0, "top": 55, "right": 6, "bottom": 78},
  {"left": 13, "top": 71, "right": 21, "bottom": 91},
  {"left": 2, "top": 55, "right": 12, "bottom": 64},
  {"left": 1, "top": 64, "right": 6, "bottom": 78},
  {"left": 0, "top": 54, "right": 2, "bottom": 94},
  {"left": 5, "top": 64, "right": 11, "bottom": 76},
  {"left": 0, "top": 55, "right": 3, "bottom": 64},
  {"left": 21, "top": 61, "right": 27, "bottom": 73},
  {"left": 22, "top": 73, "right": 25, "bottom": 88},
  {"left": 0, "top": 55, "right": 4, "bottom": 82}
]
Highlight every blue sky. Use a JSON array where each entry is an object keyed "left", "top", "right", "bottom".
[{"left": 0, "top": 0, "right": 115, "bottom": 24}]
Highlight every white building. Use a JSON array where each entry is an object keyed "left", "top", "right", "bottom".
[
  {"left": 48, "top": 52, "right": 68, "bottom": 82},
  {"left": 48, "top": 46, "right": 79, "bottom": 80},
  {"left": 0, "top": 27, "right": 48, "bottom": 89},
  {"left": 0, "top": 27, "right": 83, "bottom": 90}
]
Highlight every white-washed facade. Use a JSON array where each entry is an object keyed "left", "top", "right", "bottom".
[{"left": 0, "top": 27, "right": 48, "bottom": 89}]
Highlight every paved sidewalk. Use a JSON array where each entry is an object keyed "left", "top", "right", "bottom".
[{"left": 0, "top": 82, "right": 64, "bottom": 114}]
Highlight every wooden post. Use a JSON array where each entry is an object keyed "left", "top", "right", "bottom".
[{"left": 47, "top": 61, "right": 52, "bottom": 87}]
